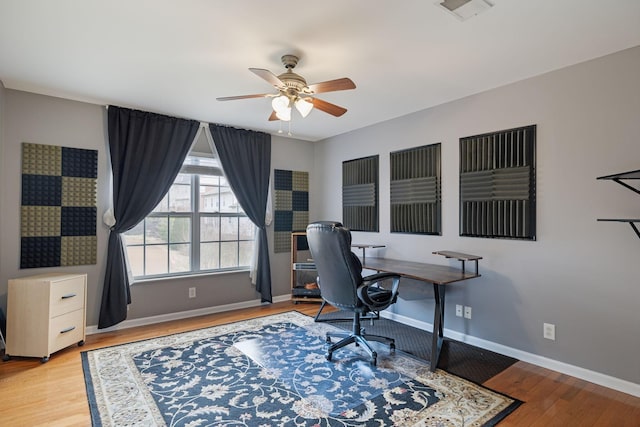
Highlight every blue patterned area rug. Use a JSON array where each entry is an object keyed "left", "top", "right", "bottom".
[{"left": 82, "top": 311, "right": 520, "bottom": 426}]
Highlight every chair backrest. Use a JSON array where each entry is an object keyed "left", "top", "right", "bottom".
[{"left": 306, "top": 221, "right": 363, "bottom": 310}]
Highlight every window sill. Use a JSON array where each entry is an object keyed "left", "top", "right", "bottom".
[{"left": 131, "top": 268, "right": 251, "bottom": 285}]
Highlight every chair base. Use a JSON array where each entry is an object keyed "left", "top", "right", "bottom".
[{"left": 326, "top": 330, "right": 395, "bottom": 366}]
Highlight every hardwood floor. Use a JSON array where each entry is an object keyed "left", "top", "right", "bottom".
[{"left": 1, "top": 301, "right": 638, "bottom": 426}]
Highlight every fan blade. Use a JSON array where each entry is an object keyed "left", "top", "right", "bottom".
[
  {"left": 268, "top": 111, "right": 278, "bottom": 121},
  {"left": 250, "top": 68, "right": 285, "bottom": 88},
  {"left": 216, "top": 93, "right": 272, "bottom": 101},
  {"left": 311, "top": 98, "right": 348, "bottom": 117},
  {"left": 307, "top": 78, "right": 356, "bottom": 94}
]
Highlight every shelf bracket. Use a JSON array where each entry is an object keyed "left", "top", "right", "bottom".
[
  {"left": 597, "top": 169, "right": 640, "bottom": 241},
  {"left": 612, "top": 178, "right": 640, "bottom": 196},
  {"left": 597, "top": 219, "right": 640, "bottom": 240}
]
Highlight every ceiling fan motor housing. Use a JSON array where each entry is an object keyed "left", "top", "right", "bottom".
[
  {"left": 278, "top": 55, "right": 307, "bottom": 95},
  {"left": 278, "top": 72, "right": 307, "bottom": 94}
]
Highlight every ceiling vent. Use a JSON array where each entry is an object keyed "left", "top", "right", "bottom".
[{"left": 436, "top": 0, "right": 494, "bottom": 21}]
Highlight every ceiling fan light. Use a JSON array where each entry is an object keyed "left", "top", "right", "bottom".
[
  {"left": 271, "top": 95, "right": 290, "bottom": 113},
  {"left": 275, "top": 107, "right": 291, "bottom": 121},
  {"left": 295, "top": 98, "right": 313, "bottom": 118}
]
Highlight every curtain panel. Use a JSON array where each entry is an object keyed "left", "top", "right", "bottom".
[
  {"left": 98, "top": 107, "right": 199, "bottom": 329},
  {"left": 209, "top": 124, "right": 273, "bottom": 303}
]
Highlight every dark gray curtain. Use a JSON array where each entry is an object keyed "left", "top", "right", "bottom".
[
  {"left": 209, "top": 124, "right": 272, "bottom": 302},
  {"left": 98, "top": 107, "right": 199, "bottom": 328}
]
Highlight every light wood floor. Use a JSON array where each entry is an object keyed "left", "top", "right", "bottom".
[{"left": 1, "top": 301, "right": 638, "bottom": 426}]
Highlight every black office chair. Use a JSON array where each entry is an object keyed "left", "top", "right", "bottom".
[{"left": 306, "top": 221, "right": 401, "bottom": 366}]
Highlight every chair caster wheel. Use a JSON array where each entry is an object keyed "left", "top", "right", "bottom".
[
  {"left": 325, "top": 336, "right": 332, "bottom": 344},
  {"left": 78, "top": 340, "right": 85, "bottom": 347},
  {"left": 41, "top": 356, "right": 49, "bottom": 363}
]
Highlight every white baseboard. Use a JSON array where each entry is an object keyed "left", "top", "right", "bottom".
[
  {"left": 86, "top": 297, "right": 638, "bottom": 398},
  {"left": 85, "top": 293, "right": 292, "bottom": 335},
  {"left": 381, "top": 311, "right": 640, "bottom": 398}
]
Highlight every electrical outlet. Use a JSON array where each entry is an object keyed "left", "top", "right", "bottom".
[
  {"left": 543, "top": 323, "right": 555, "bottom": 340},
  {"left": 464, "top": 306, "right": 472, "bottom": 319},
  {"left": 455, "top": 304, "right": 463, "bottom": 317},
  {"left": 189, "top": 287, "right": 196, "bottom": 298}
]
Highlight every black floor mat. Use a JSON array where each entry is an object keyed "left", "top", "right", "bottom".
[{"left": 316, "top": 309, "right": 518, "bottom": 384}]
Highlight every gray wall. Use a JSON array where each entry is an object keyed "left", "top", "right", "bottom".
[
  {"left": 1, "top": 91, "right": 109, "bottom": 328},
  {"left": 0, "top": 80, "right": 5, "bottom": 281},
  {"left": 0, "top": 90, "right": 316, "bottom": 328},
  {"left": 312, "top": 46, "right": 640, "bottom": 385}
]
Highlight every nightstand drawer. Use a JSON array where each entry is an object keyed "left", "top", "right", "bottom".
[
  {"left": 49, "top": 309, "right": 85, "bottom": 351},
  {"left": 50, "top": 276, "right": 86, "bottom": 317}
]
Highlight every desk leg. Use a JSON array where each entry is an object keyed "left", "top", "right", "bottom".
[{"left": 430, "top": 283, "right": 445, "bottom": 372}]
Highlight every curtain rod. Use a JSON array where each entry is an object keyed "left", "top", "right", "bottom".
[{"left": 103, "top": 106, "right": 266, "bottom": 136}]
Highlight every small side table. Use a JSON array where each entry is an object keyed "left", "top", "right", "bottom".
[
  {"left": 352, "top": 243, "right": 386, "bottom": 264},
  {"left": 432, "top": 250, "right": 483, "bottom": 275}
]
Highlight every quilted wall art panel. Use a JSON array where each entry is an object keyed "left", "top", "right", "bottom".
[
  {"left": 390, "top": 143, "right": 441, "bottom": 235},
  {"left": 273, "top": 169, "right": 309, "bottom": 253},
  {"left": 21, "top": 142, "right": 98, "bottom": 268},
  {"left": 459, "top": 125, "right": 536, "bottom": 240},
  {"left": 342, "top": 155, "right": 379, "bottom": 232}
]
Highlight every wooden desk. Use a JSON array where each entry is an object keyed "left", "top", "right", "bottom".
[{"left": 361, "top": 252, "right": 482, "bottom": 371}]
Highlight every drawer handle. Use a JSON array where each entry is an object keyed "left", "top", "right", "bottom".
[
  {"left": 60, "top": 326, "right": 76, "bottom": 334},
  {"left": 61, "top": 293, "right": 77, "bottom": 299}
]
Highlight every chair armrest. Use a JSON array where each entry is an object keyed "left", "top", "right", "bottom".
[
  {"left": 358, "top": 273, "right": 401, "bottom": 310},
  {"left": 362, "top": 272, "right": 401, "bottom": 285}
]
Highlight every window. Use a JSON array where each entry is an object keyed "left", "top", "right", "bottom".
[{"left": 124, "top": 154, "right": 255, "bottom": 278}]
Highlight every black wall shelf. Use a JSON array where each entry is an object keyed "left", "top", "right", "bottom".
[{"left": 597, "top": 169, "right": 640, "bottom": 239}]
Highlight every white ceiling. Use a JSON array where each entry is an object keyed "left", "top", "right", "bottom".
[{"left": 1, "top": 1, "right": 639, "bottom": 141}]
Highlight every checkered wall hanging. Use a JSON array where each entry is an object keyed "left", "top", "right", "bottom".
[
  {"left": 21, "top": 142, "right": 98, "bottom": 268},
  {"left": 273, "top": 169, "right": 309, "bottom": 253}
]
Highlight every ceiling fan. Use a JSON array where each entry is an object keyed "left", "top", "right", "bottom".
[{"left": 216, "top": 54, "right": 356, "bottom": 122}]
